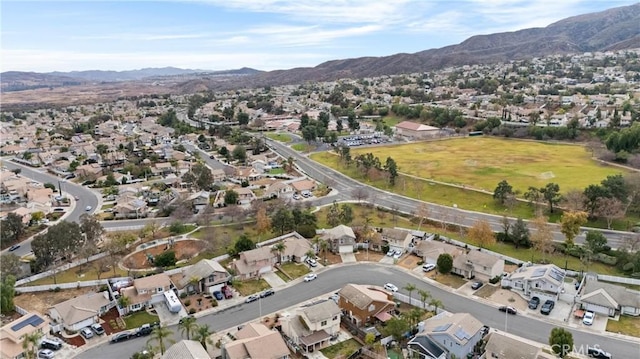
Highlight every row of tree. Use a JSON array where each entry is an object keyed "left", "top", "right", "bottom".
[{"left": 335, "top": 147, "right": 399, "bottom": 186}]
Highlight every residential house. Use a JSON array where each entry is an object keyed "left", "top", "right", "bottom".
[
  {"left": 578, "top": 276, "right": 640, "bottom": 317},
  {"left": 280, "top": 299, "right": 341, "bottom": 354},
  {"left": 153, "top": 162, "right": 175, "bottom": 176},
  {"left": 222, "top": 323, "right": 290, "bottom": 359},
  {"left": 173, "top": 259, "right": 231, "bottom": 295},
  {"left": 451, "top": 250, "right": 504, "bottom": 280},
  {"left": 162, "top": 340, "right": 210, "bottom": 359},
  {"left": 338, "top": 284, "right": 396, "bottom": 326},
  {"left": 264, "top": 181, "right": 295, "bottom": 199},
  {"left": 211, "top": 168, "right": 226, "bottom": 182},
  {"left": 409, "top": 312, "right": 484, "bottom": 359},
  {"left": 414, "top": 240, "right": 465, "bottom": 266},
  {"left": 275, "top": 232, "right": 312, "bottom": 263},
  {"left": 186, "top": 191, "right": 210, "bottom": 213},
  {"left": 48, "top": 291, "right": 113, "bottom": 332},
  {"left": 234, "top": 167, "right": 262, "bottom": 182},
  {"left": 290, "top": 179, "right": 316, "bottom": 196},
  {"left": 120, "top": 273, "right": 173, "bottom": 313},
  {"left": 231, "top": 247, "right": 276, "bottom": 280},
  {"left": 394, "top": 121, "right": 441, "bottom": 139},
  {"left": 483, "top": 331, "right": 556, "bottom": 359},
  {"left": 381, "top": 228, "right": 413, "bottom": 253},
  {"left": 320, "top": 225, "right": 357, "bottom": 254},
  {"left": 234, "top": 187, "right": 256, "bottom": 205},
  {"left": 501, "top": 264, "right": 565, "bottom": 303},
  {"left": 74, "top": 163, "right": 103, "bottom": 180},
  {"left": 112, "top": 199, "right": 148, "bottom": 219},
  {"left": 0, "top": 312, "right": 49, "bottom": 359}
]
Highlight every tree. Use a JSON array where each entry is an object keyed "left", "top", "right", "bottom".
[
  {"left": 147, "top": 325, "right": 174, "bottom": 355},
  {"left": 415, "top": 203, "right": 430, "bottom": 231},
  {"left": 352, "top": 187, "right": 369, "bottom": 203},
  {"left": 326, "top": 202, "right": 341, "bottom": 227},
  {"left": 524, "top": 187, "right": 542, "bottom": 213},
  {"left": 178, "top": 315, "right": 198, "bottom": 340},
  {"left": 384, "top": 317, "right": 410, "bottom": 342},
  {"left": 224, "top": 190, "right": 239, "bottom": 205},
  {"left": 510, "top": 218, "right": 531, "bottom": 249},
  {"left": 234, "top": 234, "right": 255, "bottom": 254},
  {"left": 318, "top": 239, "right": 329, "bottom": 264},
  {"left": 270, "top": 208, "right": 294, "bottom": 236},
  {"left": 585, "top": 230, "right": 608, "bottom": 254},
  {"left": 80, "top": 214, "right": 105, "bottom": 244},
  {"left": 0, "top": 253, "right": 22, "bottom": 278},
  {"left": 561, "top": 189, "right": 586, "bottom": 211},
  {"left": 583, "top": 184, "right": 608, "bottom": 217},
  {"left": 540, "top": 183, "right": 561, "bottom": 213},
  {"left": 142, "top": 221, "right": 160, "bottom": 240},
  {"left": 493, "top": 180, "right": 514, "bottom": 205},
  {"left": 0, "top": 275, "right": 16, "bottom": 314},
  {"left": 418, "top": 289, "right": 431, "bottom": 309},
  {"left": 404, "top": 283, "right": 417, "bottom": 305},
  {"left": 1, "top": 213, "right": 25, "bottom": 245},
  {"left": 21, "top": 331, "right": 43, "bottom": 359},
  {"left": 255, "top": 206, "right": 271, "bottom": 240},
  {"left": 131, "top": 351, "right": 154, "bottom": 359},
  {"left": 559, "top": 211, "right": 588, "bottom": 245},
  {"left": 549, "top": 327, "right": 573, "bottom": 358},
  {"left": 117, "top": 295, "right": 131, "bottom": 312},
  {"left": 531, "top": 216, "right": 553, "bottom": 260},
  {"left": 436, "top": 253, "right": 453, "bottom": 274},
  {"left": 595, "top": 197, "right": 624, "bottom": 229},
  {"left": 271, "top": 242, "right": 286, "bottom": 264},
  {"left": 232, "top": 145, "right": 247, "bottom": 163},
  {"left": 428, "top": 298, "right": 443, "bottom": 313},
  {"left": 467, "top": 220, "right": 496, "bottom": 249},
  {"left": 193, "top": 324, "right": 214, "bottom": 351},
  {"left": 154, "top": 251, "right": 176, "bottom": 267},
  {"left": 339, "top": 204, "right": 354, "bottom": 225},
  {"left": 384, "top": 157, "right": 399, "bottom": 186}
]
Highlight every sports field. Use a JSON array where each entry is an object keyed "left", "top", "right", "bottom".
[{"left": 338, "top": 137, "right": 627, "bottom": 193}]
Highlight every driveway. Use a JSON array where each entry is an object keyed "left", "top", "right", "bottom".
[
  {"left": 378, "top": 255, "right": 395, "bottom": 264},
  {"left": 154, "top": 302, "right": 187, "bottom": 325},
  {"left": 262, "top": 271, "right": 287, "bottom": 288},
  {"left": 340, "top": 252, "right": 356, "bottom": 263}
]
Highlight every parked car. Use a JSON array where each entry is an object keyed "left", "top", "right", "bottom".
[
  {"left": 110, "top": 331, "right": 133, "bottom": 343},
  {"left": 37, "top": 349, "right": 55, "bottom": 359},
  {"left": 471, "top": 281, "right": 483, "bottom": 290},
  {"left": 213, "top": 291, "right": 224, "bottom": 300},
  {"left": 540, "top": 300, "right": 555, "bottom": 315},
  {"left": 422, "top": 263, "right": 436, "bottom": 272},
  {"left": 392, "top": 250, "right": 402, "bottom": 259},
  {"left": 91, "top": 323, "right": 105, "bottom": 335},
  {"left": 134, "top": 324, "right": 153, "bottom": 337},
  {"left": 329, "top": 293, "right": 339, "bottom": 303},
  {"left": 528, "top": 296, "right": 540, "bottom": 309},
  {"left": 386, "top": 249, "right": 395, "bottom": 257},
  {"left": 306, "top": 258, "right": 318, "bottom": 267},
  {"left": 292, "top": 193, "right": 301, "bottom": 200},
  {"left": 222, "top": 285, "right": 233, "bottom": 299},
  {"left": 304, "top": 273, "right": 317, "bottom": 282},
  {"left": 587, "top": 347, "right": 612, "bottom": 358},
  {"left": 260, "top": 289, "right": 275, "bottom": 298},
  {"left": 40, "top": 338, "right": 63, "bottom": 350},
  {"left": 80, "top": 327, "right": 94, "bottom": 339},
  {"left": 8, "top": 244, "right": 20, "bottom": 252},
  {"left": 383, "top": 283, "right": 398, "bottom": 292},
  {"left": 583, "top": 311, "right": 595, "bottom": 326},
  {"left": 498, "top": 306, "right": 517, "bottom": 315},
  {"left": 245, "top": 294, "right": 260, "bottom": 303}
]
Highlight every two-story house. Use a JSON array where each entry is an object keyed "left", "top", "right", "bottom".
[
  {"left": 0, "top": 312, "right": 49, "bottom": 359},
  {"left": 338, "top": 284, "right": 396, "bottom": 327},
  {"left": 451, "top": 250, "right": 504, "bottom": 281},
  {"left": 173, "top": 259, "right": 231, "bottom": 295},
  {"left": 483, "top": 330, "right": 556, "bottom": 359},
  {"left": 501, "top": 264, "right": 565, "bottom": 303},
  {"left": 381, "top": 228, "right": 413, "bottom": 253},
  {"left": 321, "top": 225, "right": 357, "bottom": 254},
  {"left": 120, "top": 273, "right": 173, "bottom": 313},
  {"left": 414, "top": 240, "right": 465, "bottom": 266},
  {"left": 186, "top": 191, "right": 210, "bottom": 213},
  {"left": 231, "top": 246, "right": 276, "bottom": 280},
  {"left": 280, "top": 299, "right": 341, "bottom": 353},
  {"left": 222, "top": 323, "right": 290, "bottom": 359},
  {"left": 278, "top": 232, "right": 312, "bottom": 264},
  {"left": 48, "top": 291, "right": 113, "bottom": 332},
  {"left": 408, "top": 312, "right": 484, "bottom": 359}
]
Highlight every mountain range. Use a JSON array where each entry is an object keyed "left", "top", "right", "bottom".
[{"left": 1, "top": 3, "right": 639, "bottom": 93}]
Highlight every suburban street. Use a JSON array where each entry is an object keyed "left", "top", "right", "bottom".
[{"left": 75, "top": 264, "right": 640, "bottom": 359}]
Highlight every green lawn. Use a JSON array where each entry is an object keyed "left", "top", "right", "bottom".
[
  {"left": 101, "top": 203, "right": 114, "bottom": 210},
  {"left": 606, "top": 315, "right": 640, "bottom": 337},
  {"left": 233, "top": 278, "right": 271, "bottom": 295},
  {"left": 265, "top": 133, "right": 292, "bottom": 143},
  {"left": 320, "top": 339, "right": 361, "bottom": 359},
  {"left": 291, "top": 143, "right": 310, "bottom": 152},
  {"left": 123, "top": 311, "right": 159, "bottom": 329},
  {"left": 268, "top": 168, "right": 285, "bottom": 175},
  {"left": 25, "top": 263, "right": 129, "bottom": 286},
  {"left": 278, "top": 262, "right": 310, "bottom": 279},
  {"left": 381, "top": 116, "right": 403, "bottom": 127}
]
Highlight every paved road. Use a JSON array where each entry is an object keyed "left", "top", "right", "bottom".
[
  {"left": 75, "top": 264, "right": 639, "bottom": 359},
  {"left": 265, "top": 139, "right": 633, "bottom": 249},
  {"left": 1, "top": 161, "right": 100, "bottom": 256}
]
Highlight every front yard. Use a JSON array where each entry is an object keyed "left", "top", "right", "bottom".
[
  {"left": 123, "top": 310, "right": 159, "bottom": 329},
  {"left": 277, "top": 262, "right": 310, "bottom": 281},
  {"left": 431, "top": 273, "right": 467, "bottom": 289},
  {"left": 606, "top": 315, "right": 640, "bottom": 337},
  {"left": 320, "top": 338, "right": 362, "bottom": 359},
  {"left": 233, "top": 278, "right": 271, "bottom": 296}
]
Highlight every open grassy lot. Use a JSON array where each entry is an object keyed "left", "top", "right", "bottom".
[
  {"left": 346, "top": 137, "right": 626, "bottom": 194},
  {"left": 320, "top": 338, "right": 361, "bottom": 359},
  {"left": 265, "top": 133, "right": 292, "bottom": 142},
  {"left": 606, "top": 315, "right": 640, "bottom": 337},
  {"left": 26, "top": 263, "right": 129, "bottom": 285},
  {"left": 233, "top": 278, "right": 271, "bottom": 295}
]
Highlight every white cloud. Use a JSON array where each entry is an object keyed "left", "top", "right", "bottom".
[{"left": 72, "top": 32, "right": 210, "bottom": 41}]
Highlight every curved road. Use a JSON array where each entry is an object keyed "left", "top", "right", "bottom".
[{"left": 76, "top": 264, "right": 639, "bottom": 359}]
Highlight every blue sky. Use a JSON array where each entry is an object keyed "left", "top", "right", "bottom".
[{"left": 1, "top": 0, "right": 637, "bottom": 73}]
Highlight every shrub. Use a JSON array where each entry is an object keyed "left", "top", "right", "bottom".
[
  {"left": 188, "top": 308, "right": 196, "bottom": 314},
  {"left": 154, "top": 251, "right": 177, "bottom": 267},
  {"left": 53, "top": 287, "right": 61, "bottom": 292},
  {"left": 184, "top": 299, "right": 191, "bottom": 307},
  {"left": 417, "top": 261, "right": 424, "bottom": 266},
  {"left": 180, "top": 292, "right": 187, "bottom": 299},
  {"left": 211, "top": 299, "right": 218, "bottom": 307},
  {"left": 594, "top": 253, "right": 618, "bottom": 265},
  {"left": 489, "top": 275, "right": 501, "bottom": 284}
]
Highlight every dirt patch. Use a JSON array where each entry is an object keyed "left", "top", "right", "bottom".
[
  {"left": 55, "top": 332, "right": 85, "bottom": 347},
  {"left": 100, "top": 307, "right": 124, "bottom": 335},
  {"left": 475, "top": 284, "right": 499, "bottom": 299},
  {"left": 123, "top": 239, "right": 206, "bottom": 269},
  {"left": 488, "top": 288, "right": 528, "bottom": 310},
  {"left": 319, "top": 252, "right": 343, "bottom": 265},
  {"left": 397, "top": 254, "right": 421, "bottom": 270},
  {"left": 504, "top": 264, "right": 519, "bottom": 273},
  {"left": 354, "top": 251, "right": 385, "bottom": 262},
  {"left": 14, "top": 287, "right": 96, "bottom": 314},
  {"left": 182, "top": 293, "right": 221, "bottom": 314}
]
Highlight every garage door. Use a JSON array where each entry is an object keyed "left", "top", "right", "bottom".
[
  {"left": 258, "top": 266, "right": 272, "bottom": 274},
  {"left": 530, "top": 291, "right": 556, "bottom": 304},
  {"left": 339, "top": 245, "right": 353, "bottom": 254},
  {"left": 584, "top": 303, "right": 612, "bottom": 316}
]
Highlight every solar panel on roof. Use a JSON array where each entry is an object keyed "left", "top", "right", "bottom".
[
  {"left": 454, "top": 328, "right": 471, "bottom": 341},
  {"left": 10, "top": 314, "right": 44, "bottom": 332},
  {"left": 433, "top": 323, "right": 451, "bottom": 332},
  {"left": 531, "top": 268, "right": 546, "bottom": 278}
]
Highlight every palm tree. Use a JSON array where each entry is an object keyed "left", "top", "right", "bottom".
[
  {"left": 418, "top": 289, "right": 431, "bottom": 309},
  {"left": 179, "top": 315, "right": 198, "bottom": 340},
  {"left": 319, "top": 239, "right": 329, "bottom": 264},
  {"left": 118, "top": 295, "right": 131, "bottom": 315},
  {"left": 286, "top": 156, "right": 295, "bottom": 172},
  {"left": 429, "top": 298, "right": 443, "bottom": 314},
  {"left": 271, "top": 242, "right": 286, "bottom": 264},
  {"left": 193, "top": 324, "right": 215, "bottom": 351},
  {"left": 407, "top": 307, "right": 425, "bottom": 328},
  {"left": 147, "top": 324, "right": 174, "bottom": 355},
  {"left": 404, "top": 283, "right": 417, "bottom": 306},
  {"left": 22, "top": 332, "right": 43, "bottom": 359},
  {"left": 305, "top": 249, "right": 316, "bottom": 260}
]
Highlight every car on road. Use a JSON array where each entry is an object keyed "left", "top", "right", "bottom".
[
  {"left": 383, "top": 283, "right": 398, "bottom": 292},
  {"left": 8, "top": 244, "right": 20, "bottom": 252},
  {"left": 213, "top": 291, "right": 224, "bottom": 300},
  {"left": 304, "top": 273, "right": 317, "bottom": 282},
  {"left": 260, "top": 289, "right": 275, "bottom": 298},
  {"left": 528, "top": 296, "right": 540, "bottom": 309},
  {"left": 583, "top": 311, "right": 595, "bottom": 325},
  {"left": 422, "top": 263, "right": 436, "bottom": 272},
  {"left": 471, "top": 281, "right": 483, "bottom": 290},
  {"left": 540, "top": 300, "right": 555, "bottom": 315},
  {"left": 91, "top": 323, "right": 105, "bottom": 335},
  {"left": 245, "top": 294, "right": 260, "bottom": 303},
  {"left": 306, "top": 257, "right": 318, "bottom": 267},
  {"left": 80, "top": 327, "right": 94, "bottom": 339},
  {"left": 74, "top": 196, "right": 80, "bottom": 201},
  {"left": 37, "top": 349, "right": 55, "bottom": 359},
  {"left": 587, "top": 347, "right": 612, "bottom": 358},
  {"left": 498, "top": 306, "right": 517, "bottom": 315},
  {"left": 110, "top": 331, "right": 133, "bottom": 343},
  {"left": 85, "top": 205, "right": 92, "bottom": 211}
]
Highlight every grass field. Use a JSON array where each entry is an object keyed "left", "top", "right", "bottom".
[
  {"left": 346, "top": 137, "right": 626, "bottom": 194},
  {"left": 265, "top": 133, "right": 292, "bottom": 142},
  {"left": 606, "top": 315, "right": 640, "bottom": 337}
]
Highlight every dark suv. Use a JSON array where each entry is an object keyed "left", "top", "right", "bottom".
[
  {"left": 528, "top": 296, "right": 540, "bottom": 309},
  {"left": 587, "top": 347, "right": 612, "bottom": 358},
  {"left": 540, "top": 300, "right": 555, "bottom": 315}
]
